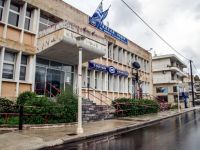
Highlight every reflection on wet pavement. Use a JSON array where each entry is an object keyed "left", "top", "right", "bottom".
[{"left": 50, "top": 110, "right": 200, "bottom": 150}]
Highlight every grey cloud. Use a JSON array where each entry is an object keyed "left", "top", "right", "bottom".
[{"left": 109, "top": 0, "right": 142, "bottom": 28}]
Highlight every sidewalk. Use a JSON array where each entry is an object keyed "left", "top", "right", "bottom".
[{"left": 0, "top": 107, "right": 199, "bottom": 150}]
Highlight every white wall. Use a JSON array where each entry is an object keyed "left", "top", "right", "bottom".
[
  {"left": 153, "top": 71, "right": 171, "bottom": 84},
  {"left": 152, "top": 58, "right": 171, "bottom": 71}
]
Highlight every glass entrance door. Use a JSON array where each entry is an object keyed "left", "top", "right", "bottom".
[
  {"left": 35, "top": 67, "right": 46, "bottom": 95},
  {"left": 35, "top": 58, "right": 74, "bottom": 97},
  {"left": 46, "top": 69, "right": 64, "bottom": 97}
]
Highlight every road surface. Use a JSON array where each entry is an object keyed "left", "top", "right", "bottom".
[{"left": 47, "top": 110, "right": 200, "bottom": 150}]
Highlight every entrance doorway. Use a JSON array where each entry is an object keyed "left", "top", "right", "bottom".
[
  {"left": 35, "top": 58, "right": 73, "bottom": 97},
  {"left": 46, "top": 69, "right": 64, "bottom": 97}
]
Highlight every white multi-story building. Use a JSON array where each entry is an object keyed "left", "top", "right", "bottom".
[
  {"left": 152, "top": 54, "right": 191, "bottom": 106},
  {"left": 0, "top": 0, "right": 153, "bottom": 105}
]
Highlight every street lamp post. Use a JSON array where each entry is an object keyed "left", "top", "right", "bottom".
[{"left": 76, "top": 36, "right": 85, "bottom": 134}]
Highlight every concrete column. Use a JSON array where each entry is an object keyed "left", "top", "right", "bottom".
[
  {"left": 77, "top": 47, "right": 83, "bottom": 134},
  {"left": 122, "top": 77, "right": 125, "bottom": 97},
  {"left": 73, "top": 66, "right": 78, "bottom": 94},
  {"left": 0, "top": 47, "right": 5, "bottom": 96},
  {"left": 93, "top": 70, "right": 96, "bottom": 101},
  {"left": 117, "top": 75, "right": 119, "bottom": 98},
  {"left": 31, "top": 8, "right": 40, "bottom": 33},
  {"left": 15, "top": 51, "right": 22, "bottom": 97},
  {"left": 33, "top": 8, "right": 40, "bottom": 47},
  {"left": 3, "top": 0, "right": 11, "bottom": 38},
  {"left": 19, "top": 2, "right": 27, "bottom": 43},
  {"left": 31, "top": 55, "right": 36, "bottom": 92}
]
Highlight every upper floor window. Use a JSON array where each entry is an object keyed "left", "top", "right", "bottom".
[
  {"left": 20, "top": 54, "right": 28, "bottom": 80},
  {"left": 24, "top": 8, "right": 32, "bottom": 31},
  {"left": 39, "top": 13, "right": 59, "bottom": 31},
  {"left": 156, "top": 87, "right": 168, "bottom": 93},
  {"left": 8, "top": 1, "right": 20, "bottom": 27},
  {"left": 0, "top": 0, "right": 4, "bottom": 21},
  {"left": 3, "top": 51, "right": 16, "bottom": 79}
]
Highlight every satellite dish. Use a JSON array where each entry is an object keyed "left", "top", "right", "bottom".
[{"left": 132, "top": 61, "right": 140, "bottom": 69}]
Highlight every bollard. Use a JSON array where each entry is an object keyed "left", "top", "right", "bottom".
[{"left": 19, "top": 105, "right": 24, "bottom": 130}]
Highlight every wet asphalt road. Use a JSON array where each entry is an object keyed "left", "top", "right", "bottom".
[{"left": 48, "top": 110, "right": 200, "bottom": 150}]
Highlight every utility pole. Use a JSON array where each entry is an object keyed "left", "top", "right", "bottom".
[{"left": 190, "top": 60, "right": 195, "bottom": 107}]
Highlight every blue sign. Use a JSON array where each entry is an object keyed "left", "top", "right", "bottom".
[
  {"left": 89, "top": 2, "right": 128, "bottom": 45},
  {"left": 107, "top": 66, "right": 116, "bottom": 74},
  {"left": 89, "top": 62, "right": 128, "bottom": 77},
  {"left": 88, "top": 62, "right": 107, "bottom": 72}
]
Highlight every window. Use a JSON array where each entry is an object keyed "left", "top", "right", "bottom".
[
  {"left": 50, "top": 61, "right": 62, "bottom": 70},
  {"left": 108, "top": 74, "right": 112, "bottom": 91},
  {"left": 39, "top": 13, "right": 59, "bottom": 31},
  {"left": 95, "top": 71, "right": 98, "bottom": 89},
  {"left": 3, "top": 51, "right": 16, "bottom": 79},
  {"left": 108, "top": 42, "right": 113, "bottom": 59},
  {"left": 173, "top": 86, "right": 177, "bottom": 92},
  {"left": 8, "top": 2, "right": 20, "bottom": 27},
  {"left": 87, "top": 70, "right": 90, "bottom": 87},
  {"left": 113, "top": 45, "right": 118, "bottom": 62},
  {"left": 20, "top": 55, "right": 28, "bottom": 80},
  {"left": 102, "top": 72, "right": 106, "bottom": 91},
  {"left": 144, "top": 60, "right": 147, "bottom": 72},
  {"left": 114, "top": 75, "right": 118, "bottom": 92},
  {"left": 36, "top": 57, "right": 49, "bottom": 67},
  {"left": 128, "top": 78, "right": 132, "bottom": 93},
  {"left": 119, "top": 76, "right": 123, "bottom": 93},
  {"left": 118, "top": 48, "right": 123, "bottom": 63},
  {"left": 156, "top": 87, "right": 168, "bottom": 93},
  {"left": 24, "top": 8, "right": 32, "bottom": 30},
  {"left": 0, "top": 0, "right": 4, "bottom": 21}
]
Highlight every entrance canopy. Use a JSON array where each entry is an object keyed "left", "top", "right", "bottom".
[{"left": 37, "top": 21, "right": 107, "bottom": 65}]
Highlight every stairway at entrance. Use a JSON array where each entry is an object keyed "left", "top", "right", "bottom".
[{"left": 82, "top": 99, "right": 114, "bottom": 122}]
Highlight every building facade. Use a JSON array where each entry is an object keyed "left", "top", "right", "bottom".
[
  {"left": 152, "top": 54, "right": 192, "bottom": 107},
  {"left": 0, "top": 0, "right": 152, "bottom": 104}
]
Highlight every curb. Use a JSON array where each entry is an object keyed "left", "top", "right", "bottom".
[{"left": 38, "top": 107, "right": 200, "bottom": 150}]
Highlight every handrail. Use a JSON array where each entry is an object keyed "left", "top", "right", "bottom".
[
  {"left": 86, "top": 86, "right": 113, "bottom": 102},
  {"left": 83, "top": 91, "right": 111, "bottom": 106},
  {"left": 142, "top": 93, "right": 165, "bottom": 102},
  {"left": 46, "top": 82, "right": 61, "bottom": 94},
  {"left": 35, "top": 82, "right": 61, "bottom": 97}
]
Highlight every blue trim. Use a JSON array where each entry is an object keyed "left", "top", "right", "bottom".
[
  {"left": 89, "top": 17, "right": 128, "bottom": 45},
  {"left": 89, "top": 61, "right": 129, "bottom": 77}
]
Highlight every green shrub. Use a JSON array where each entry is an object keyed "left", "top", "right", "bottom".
[
  {"left": 7, "top": 117, "right": 19, "bottom": 126},
  {"left": 56, "top": 87, "right": 78, "bottom": 123},
  {"left": 0, "top": 117, "right": 4, "bottom": 125},
  {"left": 17, "top": 91, "right": 37, "bottom": 105},
  {"left": 23, "top": 96, "right": 57, "bottom": 124},
  {"left": 113, "top": 98, "right": 159, "bottom": 117},
  {"left": 2, "top": 88, "right": 78, "bottom": 125},
  {"left": 22, "top": 87, "right": 78, "bottom": 124},
  {"left": 0, "top": 98, "right": 17, "bottom": 113}
]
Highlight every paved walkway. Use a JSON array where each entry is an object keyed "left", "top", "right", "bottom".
[{"left": 0, "top": 107, "right": 199, "bottom": 150}]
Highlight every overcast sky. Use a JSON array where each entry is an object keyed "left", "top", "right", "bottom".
[{"left": 63, "top": 0, "right": 200, "bottom": 75}]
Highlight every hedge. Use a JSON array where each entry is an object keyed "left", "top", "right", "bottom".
[
  {"left": 113, "top": 98, "right": 159, "bottom": 116},
  {"left": 0, "top": 89, "right": 78, "bottom": 125},
  {"left": 0, "top": 98, "right": 18, "bottom": 113}
]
